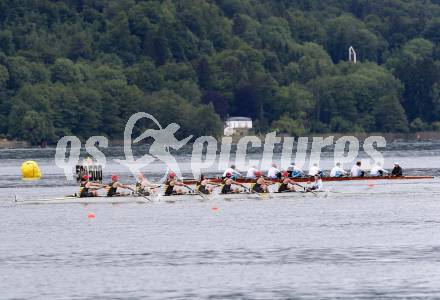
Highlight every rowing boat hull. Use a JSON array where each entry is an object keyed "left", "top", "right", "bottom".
[
  {"left": 182, "top": 175, "right": 433, "bottom": 185},
  {"left": 13, "top": 191, "right": 321, "bottom": 205}
]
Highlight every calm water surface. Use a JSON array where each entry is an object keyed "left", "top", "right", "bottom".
[{"left": 1, "top": 141, "right": 440, "bottom": 299}]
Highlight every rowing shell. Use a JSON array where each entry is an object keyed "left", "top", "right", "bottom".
[
  {"left": 12, "top": 191, "right": 323, "bottom": 205},
  {"left": 182, "top": 175, "right": 433, "bottom": 185}
]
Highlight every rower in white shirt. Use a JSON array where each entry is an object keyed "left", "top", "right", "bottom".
[
  {"left": 267, "top": 163, "right": 281, "bottom": 179},
  {"left": 330, "top": 162, "right": 348, "bottom": 177},
  {"left": 288, "top": 162, "right": 304, "bottom": 178},
  {"left": 222, "top": 165, "right": 242, "bottom": 178},
  {"left": 350, "top": 161, "right": 365, "bottom": 177},
  {"left": 307, "top": 174, "right": 323, "bottom": 191},
  {"left": 370, "top": 162, "right": 389, "bottom": 176},
  {"left": 308, "top": 163, "right": 321, "bottom": 176},
  {"left": 246, "top": 166, "right": 259, "bottom": 179}
]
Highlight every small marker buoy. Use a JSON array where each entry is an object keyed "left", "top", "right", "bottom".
[
  {"left": 88, "top": 213, "right": 96, "bottom": 219},
  {"left": 368, "top": 184, "right": 375, "bottom": 188},
  {"left": 212, "top": 207, "right": 219, "bottom": 211}
]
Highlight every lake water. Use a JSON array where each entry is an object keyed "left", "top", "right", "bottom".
[{"left": 1, "top": 140, "right": 440, "bottom": 299}]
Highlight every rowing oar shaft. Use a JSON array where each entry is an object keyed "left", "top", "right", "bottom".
[{"left": 127, "top": 186, "right": 153, "bottom": 202}]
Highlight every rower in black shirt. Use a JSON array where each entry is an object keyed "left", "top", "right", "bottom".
[
  {"left": 220, "top": 173, "right": 241, "bottom": 194},
  {"left": 278, "top": 171, "right": 297, "bottom": 193},
  {"left": 107, "top": 175, "right": 130, "bottom": 197},
  {"left": 196, "top": 174, "right": 219, "bottom": 194},
  {"left": 79, "top": 174, "right": 102, "bottom": 197}
]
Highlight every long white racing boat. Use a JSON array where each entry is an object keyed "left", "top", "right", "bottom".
[{"left": 11, "top": 190, "right": 325, "bottom": 205}]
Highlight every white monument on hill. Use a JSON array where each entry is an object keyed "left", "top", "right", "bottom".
[{"left": 224, "top": 117, "right": 253, "bottom": 136}]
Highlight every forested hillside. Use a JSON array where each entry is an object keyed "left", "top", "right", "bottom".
[{"left": 0, "top": 0, "right": 439, "bottom": 144}]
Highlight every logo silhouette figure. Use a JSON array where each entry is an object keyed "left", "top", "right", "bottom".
[{"left": 116, "top": 112, "right": 192, "bottom": 181}]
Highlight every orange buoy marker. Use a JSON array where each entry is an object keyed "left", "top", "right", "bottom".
[
  {"left": 368, "top": 183, "right": 375, "bottom": 188},
  {"left": 211, "top": 207, "right": 219, "bottom": 212},
  {"left": 88, "top": 212, "right": 96, "bottom": 219}
]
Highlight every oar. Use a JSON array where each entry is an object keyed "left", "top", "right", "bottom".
[
  {"left": 292, "top": 182, "right": 318, "bottom": 196},
  {"left": 236, "top": 183, "right": 252, "bottom": 193},
  {"left": 237, "top": 183, "right": 270, "bottom": 199},
  {"left": 184, "top": 185, "right": 208, "bottom": 200},
  {"left": 127, "top": 187, "right": 153, "bottom": 202}
]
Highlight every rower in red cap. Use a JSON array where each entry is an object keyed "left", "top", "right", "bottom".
[
  {"left": 79, "top": 174, "right": 102, "bottom": 197},
  {"left": 278, "top": 171, "right": 298, "bottom": 193},
  {"left": 106, "top": 174, "right": 130, "bottom": 197},
  {"left": 163, "top": 171, "right": 186, "bottom": 196},
  {"left": 220, "top": 172, "right": 241, "bottom": 194},
  {"left": 251, "top": 170, "right": 274, "bottom": 193}
]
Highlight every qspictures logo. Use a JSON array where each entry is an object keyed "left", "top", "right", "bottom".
[{"left": 55, "top": 112, "right": 387, "bottom": 181}]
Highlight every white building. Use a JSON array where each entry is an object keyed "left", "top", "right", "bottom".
[{"left": 224, "top": 117, "right": 253, "bottom": 135}]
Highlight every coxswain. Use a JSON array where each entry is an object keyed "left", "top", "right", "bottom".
[
  {"left": 391, "top": 162, "right": 403, "bottom": 177},
  {"left": 220, "top": 172, "right": 241, "bottom": 194},
  {"left": 267, "top": 163, "right": 281, "bottom": 179},
  {"left": 163, "top": 171, "right": 186, "bottom": 196},
  {"left": 370, "top": 162, "right": 389, "bottom": 177},
  {"left": 278, "top": 171, "right": 297, "bottom": 193},
  {"left": 330, "top": 162, "right": 348, "bottom": 177},
  {"left": 350, "top": 161, "right": 365, "bottom": 177},
  {"left": 79, "top": 174, "right": 101, "bottom": 197},
  {"left": 196, "top": 174, "right": 219, "bottom": 195},
  {"left": 307, "top": 174, "right": 323, "bottom": 191},
  {"left": 107, "top": 174, "right": 130, "bottom": 197},
  {"left": 222, "top": 165, "right": 241, "bottom": 179}
]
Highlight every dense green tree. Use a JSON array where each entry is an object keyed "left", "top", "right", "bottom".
[
  {"left": 0, "top": 64, "right": 8, "bottom": 90},
  {"left": 21, "top": 110, "right": 53, "bottom": 145},
  {"left": 0, "top": 0, "right": 438, "bottom": 144},
  {"left": 51, "top": 58, "right": 82, "bottom": 84}
]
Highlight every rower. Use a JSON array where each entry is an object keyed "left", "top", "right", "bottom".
[
  {"left": 350, "top": 161, "right": 365, "bottom": 177},
  {"left": 135, "top": 173, "right": 160, "bottom": 196},
  {"left": 287, "top": 162, "right": 303, "bottom": 178},
  {"left": 308, "top": 163, "right": 323, "bottom": 177},
  {"left": 196, "top": 174, "right": 219, "bottom": 195},
  {"left": 107, "top": 175, "right": 130, "bottom": 197},
  {"left": 278, "top": 171, "right": 297, "bottom": 193},
  {"left": 370, "top": 162, "right": 389, "bottom": 177},
  {"left": 252, "top": 170, "right": 272, "bottom": 193},
  {"left": 79, "top": 174, "right": 101, "bottom": 197},
  {"left": 220, "top": 172, "right": 241, "bottom": 194},
  {"left": 246, "top": 165, "right": 259, "bottom": 179},
  {"left": 222, "top": 165, "right": 241, "bottom": 179},
  {"left": 330, "top": 162, "right": 348, "bottom": 177},
  {"left": 163, "top": 171, "right": 186, "bottom": 196},
  {"left": 391, "top": 162, "right": 403, "bottom": 177},
  {"left": 307, "top": 174, "right": 323, "bottom": 191},
  {"left": 267, "top": 163, "right": 281, "bottom": 179}
]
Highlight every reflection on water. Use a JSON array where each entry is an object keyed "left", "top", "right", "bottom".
[{"left": 1, "top": 141, "right": 440, "bottom": 299}]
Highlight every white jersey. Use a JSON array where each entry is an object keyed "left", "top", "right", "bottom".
[
  {"left": 330, "top": 166, "right": 346, "bottom": 177},
  {"left": 246, "top": 167, "right": 258, "bottom": 179},
  {"left": 350, "top": 165, "right": 363, "bottom": 177},
  {"left": 267, "top": 167, "right": 280, "bottom": 179},
  {"left": 370, "top": 165, "right": 387, "bottom": 176},
  {"left": 223, "top": 168, "right": 241, "bottom": 177},
  {"left": 311, "top": 179, "right": 323, "bottom": 191},
  {"left": 308, "top": 166, "right": 320, "bottom": 176}
]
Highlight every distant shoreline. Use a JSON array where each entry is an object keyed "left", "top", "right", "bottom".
[{"left": 1, "top": 131, "right": 440, "bottom": 149}]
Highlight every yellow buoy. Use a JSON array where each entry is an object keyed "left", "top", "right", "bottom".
[{"left": 21, "top": 160, "right": 42, "bottom": 180}]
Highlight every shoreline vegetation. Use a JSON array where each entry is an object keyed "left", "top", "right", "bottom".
[
  {"left": 0, "top": 1, "right": 439, "bottom": 146},
  {"left": 2, "top": 131, "right": 440, "bottom": 149}
]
